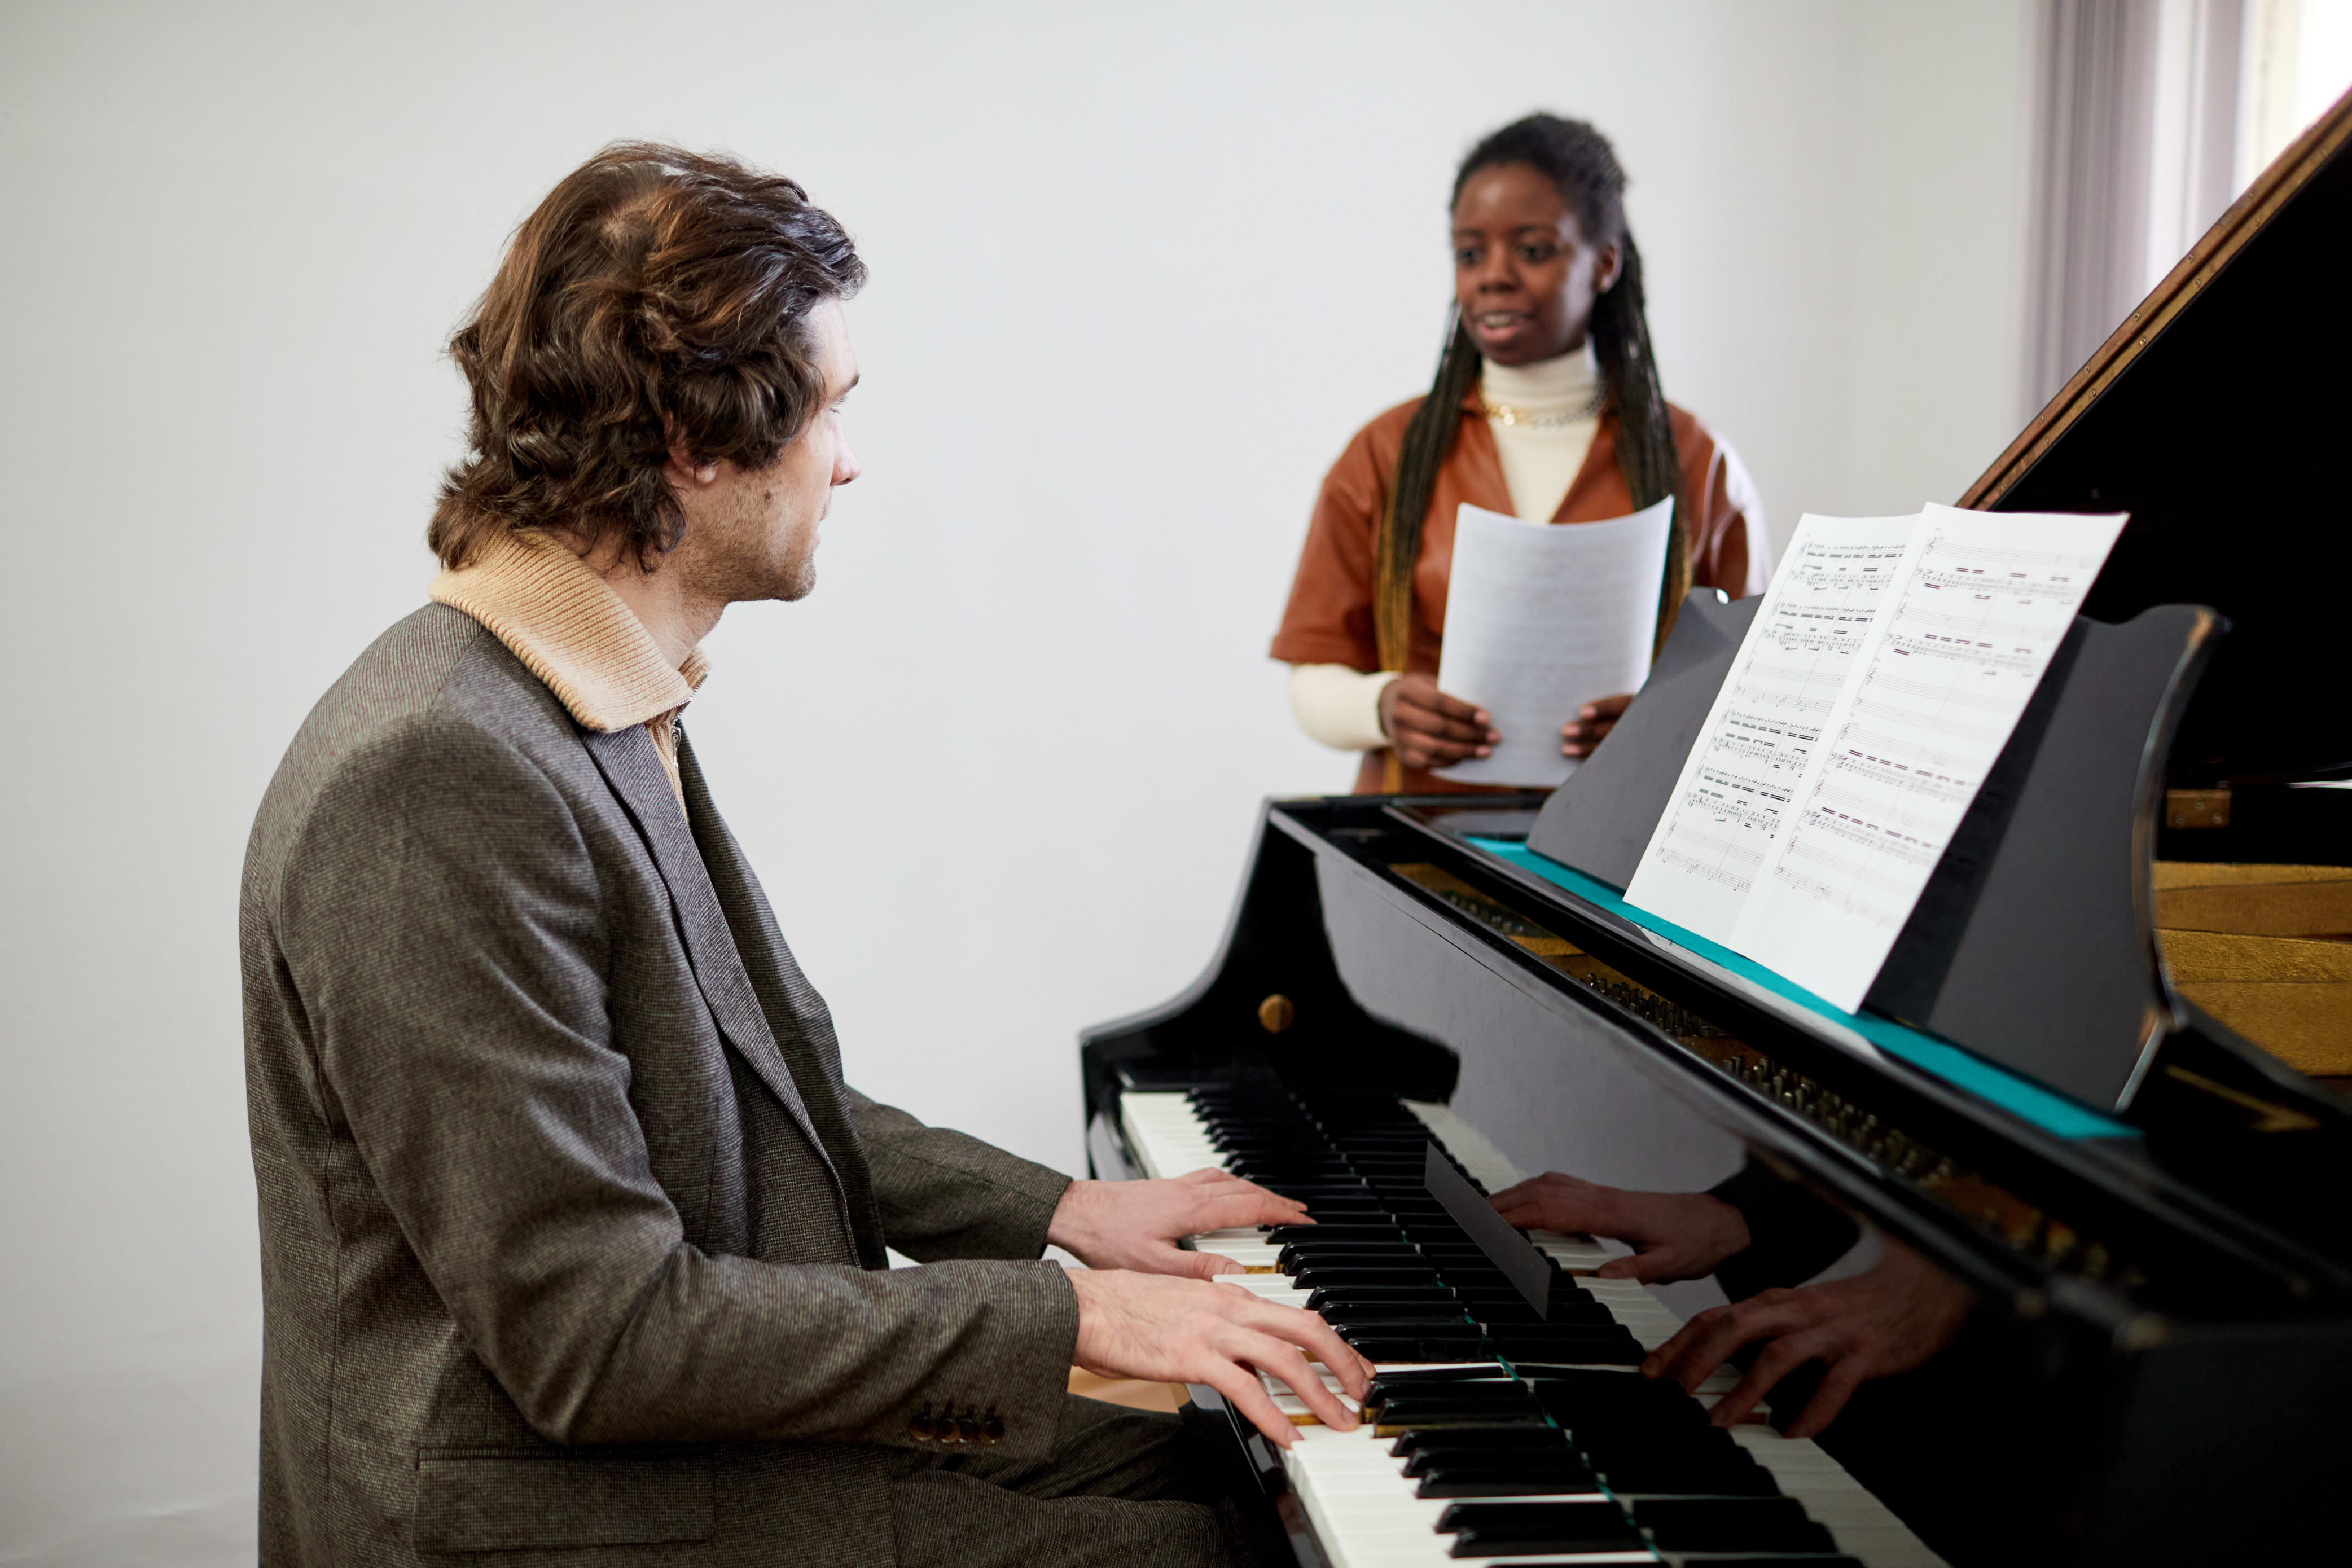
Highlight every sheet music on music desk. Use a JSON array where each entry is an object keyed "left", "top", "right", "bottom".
[
  {"left": 1623, "top": 512, "right": 1920, "bottom": 944},
  {"left": 1728, "top": 503, "right": 2128, "bottom": 1012},
  {"left": 1435, "top": 498, "right": 1674, "bottom": 788}
]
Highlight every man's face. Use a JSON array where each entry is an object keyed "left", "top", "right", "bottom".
[{"left": 686, "top": 297, "right": 861, "bottom": 605}]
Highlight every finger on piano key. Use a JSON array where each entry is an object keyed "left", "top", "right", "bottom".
[
  {"left": 1267, "top": 1388, "right": 1363, "bottom": 1424},
  {"left": 1212, "top": 1273, "right": 1311, "bottom": 1303},
  {"left": 1190, "top": 1240, "right": 1283, "bottom": 1267}
]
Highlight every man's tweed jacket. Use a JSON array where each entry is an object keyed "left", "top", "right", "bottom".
[{"left": 241, "top": 605, "right": 1082, "bottom": 1566}]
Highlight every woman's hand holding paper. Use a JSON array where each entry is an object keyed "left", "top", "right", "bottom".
[
  {"left": 1379, "top": 672, "right": 1498, "bottom": 770},
  {"left": 1560, "top": 692, "right": 1634, "bottom": 758}
]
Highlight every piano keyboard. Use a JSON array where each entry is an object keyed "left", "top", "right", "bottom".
[{"left": 1118, "top": 1088, "right": 1945, "bottom": 1568}]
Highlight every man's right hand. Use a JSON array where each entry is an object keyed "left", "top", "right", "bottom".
[
  {"left": 1379, "top": 672, "right": 1497, "bottom": 771},
  {"left": 1489, "top": 1172, "right": 1752, "bottom": 1284},
  {"left": 1066, "top": 1268, "right": 1375, "bottom": 1448}
]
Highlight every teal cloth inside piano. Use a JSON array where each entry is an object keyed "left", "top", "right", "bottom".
[{"left": 1465, "top": 836, "right": 2136, "bottom": 1141}]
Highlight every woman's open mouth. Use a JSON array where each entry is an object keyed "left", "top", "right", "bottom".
[{"left": 1471, "top": 308, "right": 1534, "bottom": 340}]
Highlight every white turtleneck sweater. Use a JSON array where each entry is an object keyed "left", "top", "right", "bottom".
[{"left": 1289, "top": 345, "right": 1604, "bottom": 752}]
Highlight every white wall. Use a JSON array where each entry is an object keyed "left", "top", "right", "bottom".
[{"left": 0, "top": 2, "right": 2031, "bottom": 1560}]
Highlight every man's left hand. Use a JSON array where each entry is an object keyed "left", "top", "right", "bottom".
[
  {"left": 1048, "top": 1169, "right": 1309, "bottom": 1277},
  {"left": 1561, "top": 693, "right": 1635, "bottom": 758},
  {"left": 1641, "top": 1238, "right": 1973, "bottom": 1438}
]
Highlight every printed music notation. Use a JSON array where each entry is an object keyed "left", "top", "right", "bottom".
[
  {"left": 1626, "top": 512, "right": 1920, "bottom": 943},
  {"left": 1726, "top": 503, "right": 2126, "bottom": 1012}
]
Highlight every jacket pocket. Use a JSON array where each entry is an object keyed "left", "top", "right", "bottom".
[{"left": 413, "top": 1447, "right": 716, "bottom": 1552}]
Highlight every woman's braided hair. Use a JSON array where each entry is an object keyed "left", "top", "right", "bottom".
[{"left": 1374, "top": 114, "right": 1688, "bottom": 675}]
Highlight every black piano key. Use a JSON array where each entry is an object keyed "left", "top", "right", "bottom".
[
  {"left": 1368, "top": 1391, "right": 1541, "bottom": 1421},
  {"left": 1352, "top": 1341, "right": 1503, "bottom": 1367},
  {"left": 1375, "top": 1411, "right": 1542, "bottom": 1437},
  {"left": 1679, "top": 1560, "right": 1860, "bottom": 1567},
  {"left": 1493, "top": 1331, "right": 1643, "bottom": 1352},
  {"left": 1580, "top": 1438, "right": 1749, "bottom": 1476},
  {"left": 1595, "top": 1460, "right": 1779, "bottom": 1497},
  {"left": 1326, "top": 1298, "right": 1476, "bottom": 1319},
  {"left": 1530, "top": 1373, "right": 1712, "bottom": 1425},
  {"left": 1306, "top": 1285, "right": 1460, "bottom": 1307},
  {"left": 1347, "top": 1328, "right": 1495, "bottom": 1358},
  {"left": 1374, "top": 1407, "right": 1545, "bottom": 1434},
  {"left": 1293, "top": 1266, "right": 1442, "bottom": 1289},
  {"left": 1631, "top": 1497, "right": 1839, "bottom": 1553},
  {"left": 1493, "top": 1339, "right": 1644, "bottom": 1367},
  {"left": 1265, "top": 1224, "right": 1401, "bottom": 1245},
  {"left": 1438, "top": 1263, "right": 1520, "bottom": 1282},
  {"left": 1418, "top": 1470, "right": 1605, "bottom": 1499},
  {"left": 1390, "top": 1425, "right": 1568, "bottom": 1458},
  {"left": 1436, "top": 1502, "right": 1645, "bottom": 1555},
  {"left": 1284, "top": 1256, "right": 1435, "bottom": 1277},
  {"left": 1331, "top": 1314, "right": 1481, "bottom": 1336},
  {"left": 1278, "top": 1245, "right": 1426, "bottom": 1269},
  {"left": 1218, "top": 1153, "right": 1342, "bottom": 1167},
  {"left": 1489, "top": 1301, "right": 1621, "bottom": 1328},
  {"left": 1401, "top": 1440, "right": 1577, "bottom": 1475},
  {"left": 1364, "top": 1366, "right": 1514, "bottom": 1391}
]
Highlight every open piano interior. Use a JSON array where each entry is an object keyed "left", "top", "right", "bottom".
[{"left": 1080, "top": 91, "right": 2352, "bottom": 1568}]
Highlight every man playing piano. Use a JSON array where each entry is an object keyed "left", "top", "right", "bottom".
[{"left": 239, "top": 143, "right": 1368, "bottom": 1568}]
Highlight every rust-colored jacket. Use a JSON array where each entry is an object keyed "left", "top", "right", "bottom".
[{"left": 1270, "top": 388, "right": 1768, "bottom": 794}]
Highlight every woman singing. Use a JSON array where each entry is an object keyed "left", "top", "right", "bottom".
[{"left": 1272, "top": 113, "right": 1767, "bottom": 793}]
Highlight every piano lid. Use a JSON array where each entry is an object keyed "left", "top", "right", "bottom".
[{"left": 1962, "top": 86, "right": 2352, "bottom": 783}]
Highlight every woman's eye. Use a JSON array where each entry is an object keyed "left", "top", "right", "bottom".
[
  {"left": 1517, "top": 244, "right": 1558, "bottom": 263},
  {"left": 1455, "top": 247, "right": 1482, "bottom": 267}
]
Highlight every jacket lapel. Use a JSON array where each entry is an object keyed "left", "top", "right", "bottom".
[
  {"left": 675, "top": 733, "right": 886, "bottom": 1265},
  {"left": 580, "top": 727, "right": 844, "bottom": 1202}
]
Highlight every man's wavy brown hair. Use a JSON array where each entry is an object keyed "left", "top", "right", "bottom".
[{"left": 429, "top": 143, "right": 866, "bottom": 569}]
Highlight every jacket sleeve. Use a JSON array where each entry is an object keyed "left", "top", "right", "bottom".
[
  {"left": 1706, "top": 1159, "right": 1862, "bottom": 1300},
  {"left": 844, "top": 1087, "right": 1073, "bottom": 1263},
  {"left": 275, "top": 717, "right": 1078, "bottom": 1458},
  {"left": 1269, "top": 418, "right": 1390, "bottom": 668},
  {"left": 1677, "top": 412, "right": 1772, "bottom": 599}
]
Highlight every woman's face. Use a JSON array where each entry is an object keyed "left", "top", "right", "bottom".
[{"left": 1451, "top": 162, "right": 1620, "bottom": 366}]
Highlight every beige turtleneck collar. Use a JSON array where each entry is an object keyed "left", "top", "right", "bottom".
[
  {"left": 1480, "top": 341, "right": 1600, "bottom": 413},
  {"left": 428, "top": 526, "right": 709, "bottom": 809},
  {"left": 1480, "top": 343, "right": 1603, "bottom": 524}
]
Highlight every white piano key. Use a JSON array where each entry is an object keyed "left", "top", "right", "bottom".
[
  {"left": 1729, "top": 1426, "right": 1947, "bottom": 1566},
  {"left": 1402, "top": 1099, "right": 1525, "bottom": 1188},
  {"left": 1124, "top": 1092, "right": 1933, "bottom": 1568},
  {"left": 1191, "top": 1241, "right": 1282, "bottom": 1264}
]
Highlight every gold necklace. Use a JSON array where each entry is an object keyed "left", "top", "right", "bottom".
[{"left": 1480, "top": 390, "right": 1604, "bottom": 428}]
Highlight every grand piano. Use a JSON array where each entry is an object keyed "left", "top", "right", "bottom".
[{"left": 1080, "top": 92, "right": 2352, "bottom": 1568}]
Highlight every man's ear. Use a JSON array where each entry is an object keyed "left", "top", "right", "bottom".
[{"left": 661, "top": 421, "right": 720, "bottom": 487}]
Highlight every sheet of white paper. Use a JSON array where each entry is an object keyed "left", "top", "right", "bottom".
[
  {"left": 1727, "top": 503, "right": 2129, "bottom": 1012},
  {"left": 1624, "top": 512, "right": 1920, "bottom": 945},
  {"left": 1434, "top": 498, "right": 1674, "bottom": 788}
]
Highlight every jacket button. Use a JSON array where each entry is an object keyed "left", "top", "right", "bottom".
[
  {"left": 981, "top": 1415, "right": 1006, "bottom": 1445},
  {"left": 909, "top": 1406, "right": 937, "bottom": 1441},
  {"left": 955, "top": 1413, "right": 981, "bottom": 1443}
]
